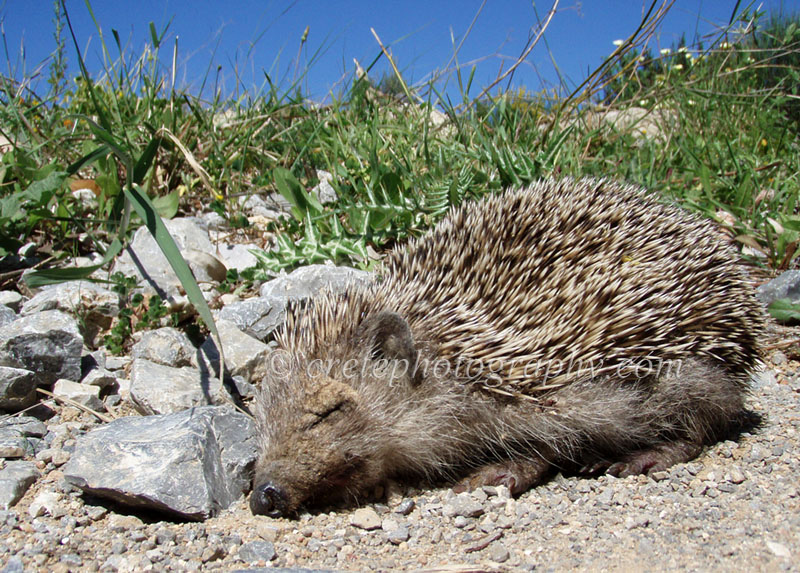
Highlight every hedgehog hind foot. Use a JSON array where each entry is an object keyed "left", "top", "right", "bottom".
[
  {"left": 583, "top": 440, "right": 704, "bottom": 478},
  {"left": 454, "top": 457, "right": 551, "bottom": 496}
]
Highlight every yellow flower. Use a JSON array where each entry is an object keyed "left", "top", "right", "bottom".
[{"left": 761, "top": 138, "right": 768, "bottom": 148}]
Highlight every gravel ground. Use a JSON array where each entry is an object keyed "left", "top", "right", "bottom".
[{"left": 1, "top": 331, "right": 799, "bottom": 572}]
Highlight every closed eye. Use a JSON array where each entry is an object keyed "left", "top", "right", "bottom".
[{"left": 306, "top": 401, "right": 346, "bottom": 429}]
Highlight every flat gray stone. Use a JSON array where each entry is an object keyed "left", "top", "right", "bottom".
[
  {"left": 0, "top": 416, "right": 47, "bottom": 438},
  {"left": 259, "top": 264, "right": 371, "bottom": 302},
  {"left": 0, "top": 366, "right": 38, "bottom": 411},
  {"left": 198, "top": 319, "right": 271, "bottom": 380},
  {"left": 0, "top": 461, "right": 39, "bottom": 509},
  {"left": 756, "top": 270, "right": 800, "bottom": 305},
  {"left": 216, "top": 243, "right": 260, "bottom": 273},
  {"left": 0, "top": 436, "right": 29, "bottom": 458},
  {"left": 131, "top": 327, "right": 198, "bottom": 368},
  {"left": 238, "top": 194, "right": 288, "bottom": 218},
  {"left": 81, "top": 367, "right": 117, "bottom": 390},
  {"left": 111, "top": 218, "right": 220, "bottom": 298},
  {"left": 129, "top": 359, "right": 229, "bottom": 415},
  {"left": 215, "top": 296, "right": 285, "bottom": 341},
  {"left": 0, "top": 306, "right": 16, "bottom": 328},
  {"left": 443, "top": 493, "right": 485, "bottom": 518},
  {"left": 0, "top": 290, "right": 24, "bottom": 312},
  {"left": 21, "top": 281, "right": 120, "bottom": 343},
  {"left": 238, "top": 540, "right": 276, "bottom": 563},
  {"left": 53, "top": 379, "right": 104, "bottom": 411},
  {"left": 62, "top": 406, "right": 258, "bottom": 520},
  {"left": 351, "top": 507, "right": 382, "bottom": 530},
  {"left": 0, "top": 310, "right": 83, "bottom": 385}
]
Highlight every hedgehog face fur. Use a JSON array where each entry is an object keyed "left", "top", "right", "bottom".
[{"left": 250, "top": 177, "right": 764, "bottom": 517}]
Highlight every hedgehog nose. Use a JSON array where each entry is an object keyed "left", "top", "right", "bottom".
[{"left": 250, "top": 482, "right": 289, "bottom": 517}]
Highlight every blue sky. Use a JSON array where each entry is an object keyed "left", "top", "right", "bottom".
[{"left": 2, "top": 1, "right": 799, "bottom": 103}]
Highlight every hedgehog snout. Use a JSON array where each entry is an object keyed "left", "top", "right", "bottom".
[{"left": 250, "top": 481, "right": 290, "bottom": 517}]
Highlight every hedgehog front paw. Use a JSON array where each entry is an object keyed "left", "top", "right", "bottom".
[{"left": 454, "top": 458, "right": 551, "bottom": 496}]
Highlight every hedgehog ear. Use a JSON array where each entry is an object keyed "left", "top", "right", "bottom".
[{"left": 358, "top": 311, "right": 421, "bottom": 386}]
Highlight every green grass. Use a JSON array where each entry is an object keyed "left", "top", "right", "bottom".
[{"left": 1, "top": 2, "right": 799, "bottom": 293}]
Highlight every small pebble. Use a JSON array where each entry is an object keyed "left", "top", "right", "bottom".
[
  {"left": 238, "top": 540, "right": 276, "bottom": 563},
  {"left": 386, "top": 526, "right": 410, "bottom": 544},
  {"left": 443, "top": 493, "right": 485, "bottom": 518},
  {"left": 765, "top": 541, "right": 791, "bottom": 559},
  {"left": 394, "top": 498, "right": 415, "bottom": 515},
  {"left": 351, "top": 507, "right": 381, "bottom": 530},
  {"left": 488, "top": 543, "right": 510, "bottom": 563}
]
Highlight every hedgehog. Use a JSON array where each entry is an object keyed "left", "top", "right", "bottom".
[{"left": 250, "top": 177, "right": 764, "bottom": 517}]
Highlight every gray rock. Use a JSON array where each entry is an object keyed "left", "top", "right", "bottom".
[
  {"left": 0, "top": 436, "right": 28, "bottom": 458},
  {"left": 21, "top": 281, "right": 120, "bottom": 344},
  {"left": 394, "top": 498, "right": 415, "bottom": 515},
  {"left": 198, "top": 319, "right": 271, "bottom": 380},
  {"left": 81, "top": 367, "right": 117, "bottom": 390},
  {"left": 0, "top": 366, "right": 38, "bottom": 411},
  {"left": 199, "top": 211, "right": 227, "bottom": 231},
  {"left": 238, "top": 193, "right": 288, "bottom": 219},
  {"left": 386, "top": 526, "right": 410, "bottom": 544},
  {"left": 105, "top": 355, "right": 131, "bottom": 371},
  {"left": 63, "top": 406, "right": 258, "bottom": 520},
  {"left": 765, "top": 540, "right": 792, "bottom": 559},
  {"left": 351, "top": 507, "right": 382, "bottom": 530},
  {"left": 312, "top": 170, "right": 337, "bottom": 204},
  {"left": 111, "top": 218, "right": 219, "bottom": 298},
  {"left": 0, "top": 416, "right": 47, "bottom": 438},
  {"left": 0, "top": 305, "right": 16, "bottom": 328},
  {"left": 229, "top": 375, "right": 256, "bottom": 400},
  {"left": 0, "top": 310, "right": 83, "bottom": 385},
  {"left": 581, "top": 106, "right": 674, "bottom": 143},
  {"left": 130, "top": 359, "right": 229, "bottom": 415},
  {"left": 53, "top": 379, "right": 104, "bottom": 411},
  {"left": 131, "top": 327, "right": 198, "bottom": 368},
  {"left": 238, "top": 540, "right": 276, "bottom": 563},
  {"left": 0, "top": 290, "right": 24, "bottom": 312},
  {"left": 28, "top": 489, "right": 64, "bottom": 518},
  {"left": 443, "top": 493, "right": 485, "bottom": 518},
  {"left": 0, "top": 461, "right": 39, "bottom": 509},
  {"left": 756, "top": 270, "right": 800, "bottom": 306},
  {"left": 488, "top": 543, "right": 510, "bottom": 563},
  {"left": 259, "top": 264, "right": 371, "bottom": 301},
  {"left": 216, "top": 243, "right": 260, "bottom": 273},
  {"left": 216, "top": 296, "right": 286, "bottom": 341},
  {"left": 0, "top": 556, "right": 24, "bottom": 573}
]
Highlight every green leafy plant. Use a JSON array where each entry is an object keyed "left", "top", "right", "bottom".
[{"left": 103, "top": 272, "right": 179, "bottom": 354}]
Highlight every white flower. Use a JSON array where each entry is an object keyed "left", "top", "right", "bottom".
[
  {"left": 613, "top": 39, "right": 624, "bottom": 47},
  {"left": 720, "top": 41, "right": 731, "bottom": 49},
  {"left": 678, "top": 46, "right": 688, "bottom": 53},
  {"left": 673, "top": 63, "right": 684, "bottom": 70},
  {"left": 660, "top": 48, "right": 671, "bottom": 55}
]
